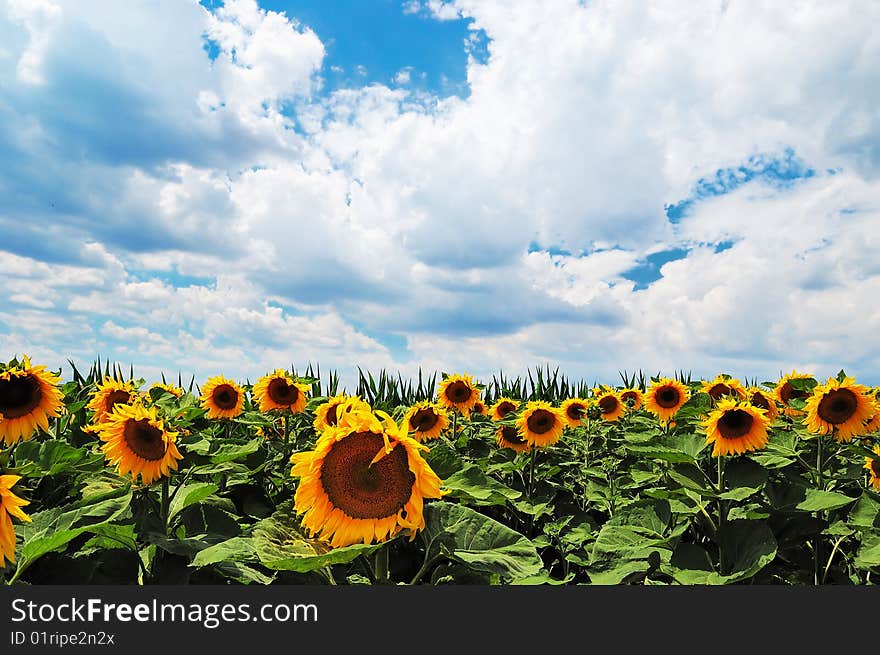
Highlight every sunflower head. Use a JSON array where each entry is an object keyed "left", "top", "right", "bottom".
[
  {"left": 803, "top": 376, "right": 877, "bottom": 442},
  {"left": 515, "top": 400, "right": 565, "bottom": 448},
  {"left": 148, "top": 382, "right": 184, "bottom": 399},
  {"left": 472, "top": 399, "right": 487, "bottom": 416},
  {"left": 0, "top": 474, "right": 32, "bottom": 566},
  {"left": 864, "top": 445, "right": 880, "bottom": 491},
  {"left": 436, "top": 373, "right": 480, "bottom": 417},
  {"left": 702, "top": 398, "right": 770, "bottom": 457},
  {"left": 594, "top": 390, "right": 625, "bottom": 423},
  {"left": 94, "top": 402, "right": 183, "bottom": 485},
  {"left": 200, "top": 375, "right": 245, "bottom": 420},
  {"left": 489, "top": 397, "right": 519, "bottom": 422},
  {"left": 645, "top": 378, "right": 690, "bottom": 424},
  {"left": 701, "top": 375, "right": 747, "bottom": 403},
  {"left": 313, "top": 394, "right": 370, "bottom": 433},
  {"left": 560, "top": 398, "right": 589, "bottom": 428},
  {"left": 774, "top": 371, "right": 816, "bottom": 417},
  {"left": 619, "top": 388, "right": 643, "bottom": 412},
  {"left": 747, "top": 387, "right": 779, "bottom": 422},
  {"left": 88, "top": 377, "right": 138, "bottom": 425},
  {"left": 402, "top": 401, "right": 450, "bottom": 443},
  {"left": 496, "top": 425, "right": 530, "bottom": 453},
  {"left": 291, "top": 407, "right": 445, "bottom": 548},
  {"left": 252, "top": 369, "right": 310, "bottom": 414},
  {"left": 0, "top": 356, "right": 63, "bottom": 445}
]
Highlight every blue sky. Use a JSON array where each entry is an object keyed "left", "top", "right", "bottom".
[{"left": 1, "top": 0, "right": 879, "bottom": 389}]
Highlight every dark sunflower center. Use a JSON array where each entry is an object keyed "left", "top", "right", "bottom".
[
  {"left": 717, "top": 409, "right": 754, "bottom": 439},
  {"left": 750, "top": 392, "right": 771, "bottom": 411},
  {"left": 598, "top": 396, "right": 619, "bottom": 415},
  {"left": 779, "top": 381, "right": 809, "bottom": 405},
  {"left": 0, "top": 374, "right": 42, "bottom": 419},
  {"left": 445, "top": 381, "right": 473, "bottom": 404},
  {"left": 500, "top": 425, "right": 526, "bottom": 445},
  {"left": 871, "top": 459, "right": 880, "bottom": 477},
  {"left": 620, "top": 391, "right": 638, "bottom": 406},
  {"left": 267, "top": 378, "right": 298, "bottom": 405},
  {"left": 123, "top": 418, "right": 167, "bottom": 461},
  {"left": 326, "top": 403, "right": 339, "bottom": 426},
  {"left": 655, "top": 386, "right": 681, "bottom": 409},
  {"left": 708, "top": 384, "right": 731, "bottom": 400},
  {"left": 526, "top": 409, "right": 555, "bottom": 435},
  {"left": 410, "top": 408, "right": 439, "bottom": 432},
  {"left": 496, "top": 401, "right": 516, "bottom": 418},
  {"left": 817, "top": 389, "right": 858, "bottom": 425},
  {"left": 566, "top": 403, "right": 586, "bottom": 420},
  {"left": 212, "top": 384, "right": 239, "bottom": 410},
  {"left": 104, "top": 390, "right": 132, "bottom": 414},
  {"left": 320, "top": 431, "right": 415, "bottom": 519}
]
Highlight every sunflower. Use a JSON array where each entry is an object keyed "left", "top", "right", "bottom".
[
  {"left": 95, "top": 402, "right": 183, "bottom": 485},
  {"left": 291, "top": 408, "right": 444, "bottom": 548},
  {"left": 701, "top": 375, "right": 747, "bottom": 402},
  {"left": 864, "top": 445, "right": 880, "bottom": 490},
  {"left": 747, "top": 387, "right": 779, "bottom": 422},
  {"left": 594, "top": 390, "right": 625, "bottom": 422},
  {"left": 559, "top": 398, "right": 589, "bottom": 428},
  {"left": 703, "top": 398, "right": 770, "bottom": 457},
  {"left": 496, "top": 425, "right": 530, "bottom": 453},
  {"left": 864, "top": 411, "right": 880, "bottom": 435},
  {"left": 252, "top": 369, "right": 310, "bottom": 414},
  {"left": 774, "top": 371, "right": 815, "bottom": 417},
  {"left": 436, "top": 373, "right": 480, "bottom": 417},
  {"left": 0, "top": 474, "right": 31, "bottom": 567},
  {"left": 402, "top": 401, "right": 449, "bottom": 443},
  {"left": 489, "top": 397, "right": 519, "bottom": 421},
  {"left": 88, "top": 377, "right": 137, "bottom": 424},
  {"left": 619, "top": 388, "right": 643, "bottom": 411},
  {"left": 200, "top": 375, "right": 245, "bottom": 420},
  {"left": 645, "top": 378, "right": 690, "bottom": 424},
  {"left": 0, "top": 356, "right": 63, "bottom": 445},
  {"left": 803, "top": 376, "right": 877, "bottom": 443},
  {"left": 148, "top": 382, "right": 184, "bottom": 398},
  {"left": 516, "top": 400, "right": 565, "bottom": 448},
  {"left": 472, "top": 399, "right": 487, "bottom": 416},
  {"left": 313, "top": 394, "right": 370, "bottom": 433}
]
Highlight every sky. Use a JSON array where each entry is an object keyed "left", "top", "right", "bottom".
[{"left": 1, "top": 0, "right": 879, "bottom": 390}]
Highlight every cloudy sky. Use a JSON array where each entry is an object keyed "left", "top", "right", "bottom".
[{"left": 1, "top": 0, "right": 879, "bottom": 389}]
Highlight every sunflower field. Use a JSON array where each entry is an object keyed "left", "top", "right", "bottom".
[{"left": 3, "top": 355, "right": 880, "bottom": 586}]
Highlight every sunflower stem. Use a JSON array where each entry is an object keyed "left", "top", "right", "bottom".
[
  {"left": 716, "top": 455, "right": 726, "bottom": 566},
  {"left": 161, "top": 476, "right": 170, "bottom": 535},
  {"left": 814, "top": 436, "right": 825, "bottom": 585},
  {"left": 374, "top": 545, "right": 390, "bottom": 583}
]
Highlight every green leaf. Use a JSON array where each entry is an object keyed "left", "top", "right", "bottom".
[
  {"left": 11, "top": 440, "right": 103, "bottom": 477},
  {"left": 724, "top": 458, "right": 768, "bottom": 490},
  {"left": 14, "top": 485, "right": 133, "bottom": 581},
  {"left": 253, "top": 505, "right": 382, "bottom": 572},
  {"left": 424, "top": 443, "right": 465, "bottom": 478},
  {"left": 421, "top": 501, "right": 543, "bottom": 581},
  {"left": 210, "top": 438, "right": 263, "bottom": 464},
  {"left": 854, "top": 532, "right": 880, "bottom": 569},
  {"left": 711, "top": 520, "right": 777, "bottom": 584},
  {"left": 191, "top": 537, "right": 259, "bottom": 567},
  {"left": 795, "top": 489, "right": 857, "bottom": 512},
  {"left": 849, "top": 494, "right": 880, "bottom": 529},
  {"left": 168, "top": 483, "right": 219, "bottom": 522},
  {"left": 442, "top": 464, "right": 521, "bottom": 506}
]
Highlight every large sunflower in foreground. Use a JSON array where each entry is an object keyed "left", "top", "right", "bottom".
[
  {"left": 774, "top": 371, "right": 815, "bottom": 417},
  {"left": 560, "top": 398, "right": 589, "bottom": 428},
  {"left": 0, "top": 474, "right": 31, "bottom": 566},
  {"left": 747, "top": 387, "right": 779, "bottom": 422},
  {"left": 313, "top": 395, "right": 370, "bottom": 433},
  {"left": 402, "top": 401, "right": 449, "bottom": 443},
  {"left": 95, "top": 403, "right": 183, "bottom": 485},
  {"left": 594, "top": 389, "right": 625, "bottom": 422},
  {"left": 803, "top": 377, "right": 877, "bottom": 442},
  {"left": 0, "top": 357, "right": 63, "bottom": 445},
  {"left": 489, "top": 397, "right": 519, "bottom": 422},
  {"left": 252, "top": 370, "right": 310, "bottom": 414},
  {"left": 200, "top": 375, "right": 245, "bottom": 420},
  {"left": 702, "top": 398, "right": 770, "bottom": 457},
  {"left": 88, "top": 377, "right": 137, "bottom": 424},
  {"left": 496, "top": 425, "right": 530, "bottom": 453},
  {"left": 619, "top": 388, "right": 643, "bottom": 412},
  {"left": 645, "top": 378, "right": 690, "bottom": 424},
  {"left": 864, "top": 445, "right": 880, "bottom": 491},
  {"left": 701, "top": 375, "right": 747, "bottom": 402},
  {"left": 291, "top": 408, "right": 444, "bottom": 548},
  {"left": 516, "top": 401, "right": 565, "bottom": 448},
  {"left": 436, "top": 373, "right": 480, "bottom": 417}
]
